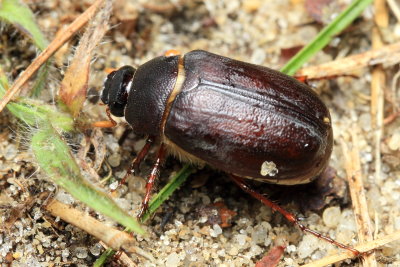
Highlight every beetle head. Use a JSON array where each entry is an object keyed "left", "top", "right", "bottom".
[{"left": 101, "top": 66, "right": 136, "bottom": 117}]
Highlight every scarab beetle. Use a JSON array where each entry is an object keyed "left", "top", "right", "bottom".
[
  {"left": 101, "top": 49, "right": 332, "bottom": 184},
  {"left": 100, "top": 50, "right": 360, "bottom": 254}
]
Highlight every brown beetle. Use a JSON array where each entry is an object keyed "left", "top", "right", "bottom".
[{"left": 101, "top": 50, "right": 358, "bottom": 254}]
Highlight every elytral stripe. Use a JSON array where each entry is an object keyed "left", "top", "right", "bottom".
[{"left": 160, "top": 55, "right": 186, "bottom": 133}]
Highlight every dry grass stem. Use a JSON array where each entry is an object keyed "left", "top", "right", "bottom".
[
  {"left": 59, "top": 0, "right": 112, "bottom": 117},
  {"left": 296, "top": 42, "right": 400, "bottom": 79},
  {"left": 371, "top": 0, "right": 388, "bottom": 188},
  {"left": 301, "top": 230, "right": 400, "bottom": 267},
  {"left": 45, "top": 198, "right": 154, "bottom": 261},
  {"left": 0, "top": 0, "right": 104, "bottom": 113},
  {"left": 387, "top": 0, "right": 400, "bottom": 21},
  {"left": 341, "top": 128, "right": 377, "bottom": 267}
]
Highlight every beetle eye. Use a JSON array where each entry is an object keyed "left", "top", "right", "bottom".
[{"left": 110, "top": 101, "right": 126, "bottom": 117}]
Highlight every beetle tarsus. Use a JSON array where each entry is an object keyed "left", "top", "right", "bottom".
[
  {"left": 137, "top": 144, "right": 167, "bottom": 219},
  {"left": 230, "top": 174, "right": 361, "bottom": 256},
  {"left": 137, "top": 203, "right": 149, "bottom": 219}
]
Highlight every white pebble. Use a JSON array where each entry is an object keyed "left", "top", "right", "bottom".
[
  {"left": 210, "top": 224, "right": 223, "bottom": 237},
  {"left": 165, "top": 252, "right": 181, "bottom": 267},
  {"left": 322, "top": 206, "right": 341, "bottom": 228},
  {"left": 235, "top": 234, "right": 247, "bottom": 246},
  {"left": 388, "top": 133, "right": 400, "bottom": 151},
  {"left": 297, "top": 235, "right": 319, "bottom": 259},
  {"left": 75, "top": 247, "right": 88, "bottom": 259}
]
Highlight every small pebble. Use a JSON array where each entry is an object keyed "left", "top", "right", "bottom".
[
  {"left": 89, "top": 243, "right": 102, "bottom": 256},
  {"left": 210, "top": 224, "right": 223, "bottom": 237},
  {"left": 165, "top": 252, "right": 181, "bottom": 267},
  {"left": 75, "top": 247, "right": 88, "bottom": 259},
  {"left": 107, "top": 153, "right": 121, "bottom": 167},
  {"left": 388, "top": 133, "right": 400, "bottom": 151},
  {"left": 297, "top": 235, "right": 319, "bottom": 259},
  {"left": 322, "top": 206, "right": 341, "bottom": 228}
]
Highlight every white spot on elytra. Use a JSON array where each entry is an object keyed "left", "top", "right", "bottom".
[{"left": 260, "top": 161, "right": 278, "bottom": 176}]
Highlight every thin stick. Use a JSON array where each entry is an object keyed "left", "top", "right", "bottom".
[
  {"left": 0, "top": 0, "right": 104, "bottom": 113},
  {"left": 387, "top": 0, "right": 400, "bottom": 22},
  {"left": 302, "top": 230, "right": 400, "bottom": 267},
  {"left": 296, "top": 42, "right": 400, "bottom": 79},
  {"left": 341, "top": 129, "right": 377, "bottom": 267},
  {"left": 45, "top": 199, "right": 154, "bottom": 261}
]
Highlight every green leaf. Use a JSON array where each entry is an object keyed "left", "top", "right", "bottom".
[
  {"left": 280, "top": 0, "right": 373, "bottom": 75},
  {"left": 0, "top": 0, "right": 49, "bottom": 96},
  {"left": 0, "top": 0, "right": 47, "bottom": 50},
  {"left": 140, "top": 164, "right": 195, "bottom": 223},
  {"left": 31, "top": 121, "right": 146, "bottom": 235},
  {"left": 2, "top": 68, "right": 143, "bottom": 234},
  {"left": 0, "top": 72, "right": 73, "bottom": 132}
]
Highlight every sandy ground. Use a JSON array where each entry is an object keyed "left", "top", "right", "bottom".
[{"left": 1, "top": 0, "right": 400, "bottom": 266}]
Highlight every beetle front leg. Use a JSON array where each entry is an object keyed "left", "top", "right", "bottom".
[
  {"left": 137, "top": 143, "right": 167, "bottom": 219},
  {"left": 119, "top": 135, "right": 155, "bottom": 186},
  {"left": 230, "top": 175, "right": 361, "bottom": 256}
]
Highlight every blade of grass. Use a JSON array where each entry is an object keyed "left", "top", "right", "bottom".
[
  {"left": 94, "top": 164, "right": 195, "bottom": 266},
  {"left": 31, "top": 120, "right": 145, "bottom": 235},
  {"left": 280, "top": 0, "right": 373, "bottom": 75},
  {"left": 0, "top": 0, "right": 48, "bottom": 50},
  {"left": 0, "top": 0, "right": 104, "bottom": 113},
  {"left": 94, "top": 248, "right": 116, "bottom": 267},
  {"left": 0, "top": 68, "right": 73, "bottom": 131},
  {"left": 140, "top": 164, "right": 195, "bottom": 223},
  {"left": 0, "top": 0, "right": 49, "bottom": 96},
  {"left": 2, "top": 66, "right": 144, "bottom": 235}
]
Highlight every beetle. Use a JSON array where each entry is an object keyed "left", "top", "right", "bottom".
[{"left": 100, "top": 50, "right": 358, "bottom": 254}]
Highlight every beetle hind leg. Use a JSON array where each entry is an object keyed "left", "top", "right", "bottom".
[{"left": 229, "top": 174, "right": 361, "bottom": 256}]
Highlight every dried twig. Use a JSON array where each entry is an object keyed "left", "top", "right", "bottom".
[
  {"left": 45, "top": 199, "right": 154, "bottom": 261},
  {"left": 341, "top": 128, "right": 377, "bottom": 267},
  {"left": 387, "top": 0, "right": 400, "bottom": 22},
  {"left": 371, "top": 0, "right": 388, "bottom": 189},
  {"left": 301, "top": 230, "right": 400, "bottom": 267},
  {"left": 296, "top": 42, "right": 400, "bottom": 79},
  {"left": 0, "top": 0, "right": 104, "bottom": 113},
  {"left": 59, "top": 0, "right": 112, "bottom": 117}
]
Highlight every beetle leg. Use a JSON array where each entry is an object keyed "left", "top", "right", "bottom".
[
  {"left": 119, "top": 136, "right": 156, "bottom": 186},
  {"left": 137, "top": 143, "right": 167, "bottom": 219},
  {"left": 230, "top": 175, "right": 361, "bottom": 256},
  {"left": 294, "top": 74, "right": 358, "bottom": 84},
  {"left": 92, "top": 107, "right": 118, "bottom": 128}
]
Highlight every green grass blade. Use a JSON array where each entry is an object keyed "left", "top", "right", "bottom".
[
  {"left": 140, "top": 164, "right": 195, "bottom": 223},
  {"left": 93, "top": 248, "right": 116, "bottom": 267},
  {"left": 0, "top": 0, "right": 48, "bottom": 50},
  {"left": 31, "top": 121, "right": 145, "bottom": 235},
  {"left": 280, "top": 0, "right": 373, "bottom": 75},
  {"left": 2, "top": 67, "right": 145, "bottom": 237},
  {"left": 0, "top": 71, "right": 73, "bottom": 132},
  {"left": 95, "top": 164, "right": 195, "bottom": 266},
  {"left": 0, "top": 0, "right": 49, "bottom": 96}
]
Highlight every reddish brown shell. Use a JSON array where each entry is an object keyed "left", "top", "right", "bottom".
[{"left": 164, "top": 50, "right": 332, "bottom": 185}]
